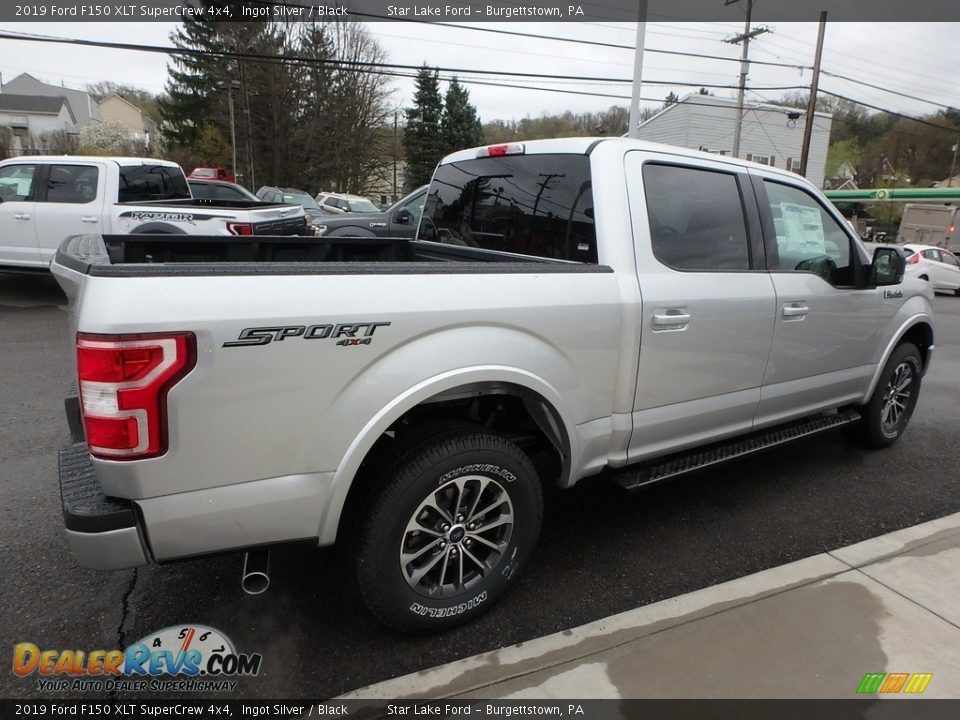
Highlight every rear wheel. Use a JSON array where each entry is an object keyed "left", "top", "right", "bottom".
[
  {"left": 848, "top": 342, "right": 922, "bottom": 449},
  {"left": 356, "top": 430, "right": 543, "bottom": 632}
]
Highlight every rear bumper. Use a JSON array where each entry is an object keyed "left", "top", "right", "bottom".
[{"left": 59, "top": 443, "right": 148, "bottom": 570}]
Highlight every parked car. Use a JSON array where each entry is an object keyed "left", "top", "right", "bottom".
[
  {"left": 257, "top": 186, "right": 328, "bottom": 225},
  {"left": 51, "top": 138, "right": 932, "bottom": 632},
  {"left": 0, "top": 156, "right": 307, "bottom": 271},
  {"left": 315, "top": 192, "right": 380, "bottom": 215},
  {"left": 188, "top": 179, "right": 258, "bottom": 202},
  {"left": 313, "top": 185, "right": 428, "bottom": 238},
  {"left": 903, "top": 243, "right": 960, "bottom": 295},
  {"left": 188, "top": 166, "right": 235, "bottom": 183}
]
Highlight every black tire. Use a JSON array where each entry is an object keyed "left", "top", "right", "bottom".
[
  {"left": 848, "top": 342, "right": 923, "bottom": 449},
  {"left": 356, "top": 430, "right": 543, "bottom": 632}
]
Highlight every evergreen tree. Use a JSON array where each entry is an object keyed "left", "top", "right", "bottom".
[
  {"left": 441, "top": 77, "right": 484, "bottom": 156},
  {"left": 403, "top": 66, "right": 444, "bottom": 190},
  {"left": 160, "top": 7, "right": 241, "bottom": 148}
]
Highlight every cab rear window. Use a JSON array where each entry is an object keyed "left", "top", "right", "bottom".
[
  {"left": 119, "top": 165, "right": 190, "bottom": 203},
  {"left": 420, "top": 154, "right": 596, "bottom": 263}
]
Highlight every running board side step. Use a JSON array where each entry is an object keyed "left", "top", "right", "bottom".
[{"left": 611, "top": 409, "right": 862, "bottom": 492}]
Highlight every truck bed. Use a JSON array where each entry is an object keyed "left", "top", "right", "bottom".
[{"left": 55, "top": 234, "right": 610, "bottom": 277}]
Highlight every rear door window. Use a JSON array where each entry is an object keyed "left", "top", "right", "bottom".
[
  {"left": 119, "top": 165, "right": 190, "bottom": 203},
  {"left": 44, "top": 165, "right": 98, "bottom": 203},
  {"left": 420, "top": 153, "right": 596, "bottom": 263},
  {"left": 642, "top": 164, "right": 751, "bottom": 271}
]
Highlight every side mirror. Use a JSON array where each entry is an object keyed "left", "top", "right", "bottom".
[
  {"left": 871, "top": 247, "right": 905, "bottom": 286},
  {"left": 393, "top": 209, "right": 413, "bottom": 225}
]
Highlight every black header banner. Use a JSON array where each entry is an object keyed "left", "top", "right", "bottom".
[{"left": 4, "top": 0, "right": 960, "bottom": 23}]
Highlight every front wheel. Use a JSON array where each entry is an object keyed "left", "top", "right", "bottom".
[
  {"left": 849, "top": 342, "right": 923, "bottom": 449},
  {"left": 356, "top": 430, "right": 543, "bottom": 632}
]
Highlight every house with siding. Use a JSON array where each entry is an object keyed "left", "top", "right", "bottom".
[
  {"left": 0, "top": 94, "right": 77, "bottom": 154},
  {"left": 634, "top": 94, "right": 833, "bottom": 189},
  {"left": 1, "top": 72, "right": 100, "bottom": 127},
  {"left": 98, "top": 94, "right": 157, "bottom": 146}
]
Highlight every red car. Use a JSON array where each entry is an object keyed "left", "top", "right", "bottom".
[{"left": 188, "top": 166, "right": 235, "bottom": 183}]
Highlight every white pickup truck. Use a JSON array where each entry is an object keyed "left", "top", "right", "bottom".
[
  {"left": 51, "top": 138, "right": 934, "bottom": 632},
  {"left": 0, "top": 156, "right": 307, "bottom": 270}
]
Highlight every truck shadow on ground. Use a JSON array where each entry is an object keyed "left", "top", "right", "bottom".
[
  {"left": 120, "top": 424, "right": 960, "bottom": 699},
  {"left": 0, "top": 272, "right": 66, "bottom": 309}
]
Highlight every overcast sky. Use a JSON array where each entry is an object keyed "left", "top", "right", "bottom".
[{"left": 1, "top": 20, "right": 958, "bottom": 123}]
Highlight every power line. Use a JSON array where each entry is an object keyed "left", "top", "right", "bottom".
[
  {"left": 819, "top": 89, "right": 958, "bottom": 134},
  {"left": 0, "top": 31, "right": 807, "bottom": 93},
  {"left": 355, "top": 16, "right": 811, "bottom": 70},
  {"left": 366, "top": 13, "right": 957, "bottom": 116},
  {"left": 821, "top": 70, "right": 956, "bottom": 111}
]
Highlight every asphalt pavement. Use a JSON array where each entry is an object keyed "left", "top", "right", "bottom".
[{"left": 2, "top": 271, "right": 959, "bottom": 700}]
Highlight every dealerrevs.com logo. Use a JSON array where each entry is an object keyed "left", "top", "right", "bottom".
[{"left": 13, "top": 625, "right": 262, "bottom": 693}]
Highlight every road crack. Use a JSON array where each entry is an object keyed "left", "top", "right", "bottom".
[
  {"left": 107, "top": 568, "right": 138, "bottom": 700},
  {"left": 118, "top": 568, "right": 138, "bottom": 650}
]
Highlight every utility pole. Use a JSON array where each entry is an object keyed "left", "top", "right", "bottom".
[
  {"left": 627, "top": 0, "right": 648, "bottom": 139},
  {"left": 725, "top": 0, "right": 770, "bottom": 158},
  {"left": 393, "top": 111, "right": 398, "bottom": 200},
  {"left": 238, "top": 57, "right": 255, "bottom": 190},
  {"left": 800, "top": 11, "right": 828, "bottom": 178},
  {"left": 219, "top": 80, "right": 241, "bottom": 183},
  {"left": 948, "top": 139, "right": 958, "bottom": 187}
]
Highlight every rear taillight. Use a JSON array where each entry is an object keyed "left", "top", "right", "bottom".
[
  {"left": 227, "top": 221, "right": 254, "bottom": 236},
  {"left": 907, "top": 253, "right": 920, "bottom": 264},
  {"left": 76, "top": 333, "right": 196, "bottom": 460}
]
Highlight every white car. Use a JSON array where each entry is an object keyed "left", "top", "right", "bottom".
[{"left": 904, "top": 244, "right": 960, "bottom": 296}]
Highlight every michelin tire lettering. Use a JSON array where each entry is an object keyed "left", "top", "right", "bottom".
[
  {"left": 409, "top": 591, "right": 488, "bottom": 617},
  {"left": 439, "top": 464, "right": 517, "bottom": 484}
]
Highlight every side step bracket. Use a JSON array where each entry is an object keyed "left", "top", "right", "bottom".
[{"left": 611, "top": 409, "right": 862, "bottom": 492}]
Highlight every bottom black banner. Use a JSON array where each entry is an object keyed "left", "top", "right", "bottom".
[{"left": 3, "top": 699, "right": 960, "bottom": 720}]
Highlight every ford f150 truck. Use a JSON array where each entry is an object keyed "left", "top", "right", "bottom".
[
  {"left": 51, "top": 138, "right": 934, "bottom": 632},
  {"left": 0, "top": 156, "right": 306, "bottom": 271}
]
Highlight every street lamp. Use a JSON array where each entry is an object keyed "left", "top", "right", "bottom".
[{"left": 217, "top": 80, "right": 242, "bottom": 184}]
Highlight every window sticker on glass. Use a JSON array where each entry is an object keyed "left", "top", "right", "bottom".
[{"left": 776, "top": 202, "right": 826, "bottom": 254}]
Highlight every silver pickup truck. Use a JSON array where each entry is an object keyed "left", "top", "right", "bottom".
[{"left": 51, "top": 138, "right": 934, "bottom": 631}]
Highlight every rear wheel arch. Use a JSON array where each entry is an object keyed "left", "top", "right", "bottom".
[
  {"left": 330, "top": 380, "right": 573, "bottom": 547},
  {"left": 129, "top": 222, "right": 186, "bottom": 235}
]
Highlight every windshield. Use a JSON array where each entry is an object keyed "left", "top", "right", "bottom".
[
  {"left": 283, "top": 192, "right": 321, "bottom": 210},
  {"left": 191, "top": 168, "right": 216, "bottom": 178},
  {"left": 420, "top": 153, "right": 596, "bottom": 263},
  {"left": 348, "top": 198, "right": 380, "bottom": 213}
]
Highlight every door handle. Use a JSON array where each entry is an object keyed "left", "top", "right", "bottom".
[
  {"left": 652, "top": 309, "right": 691, "bottom": 330},
  {"left": 81, "top": 216, "right": 99, "bottom": 224},
  {"left": 782, "top": 302, "right": 809, "bottom": 320},
  {"left": 13, "top": 213, "right": 31, "bottom": 220}
]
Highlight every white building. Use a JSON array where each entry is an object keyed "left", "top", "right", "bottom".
[
  {"left": 1, "top": 73, "right": 100, "bottom": 127},
  {"left": 634, "top": 94, "right": 833, "bottom": 189},
  {"left": 0, "top": 94, "right": 77, "bottom": 153}
]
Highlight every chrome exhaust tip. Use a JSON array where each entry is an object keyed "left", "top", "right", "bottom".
[{"left": 241, "top": 550, "right": 271, "bottom": 595}]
